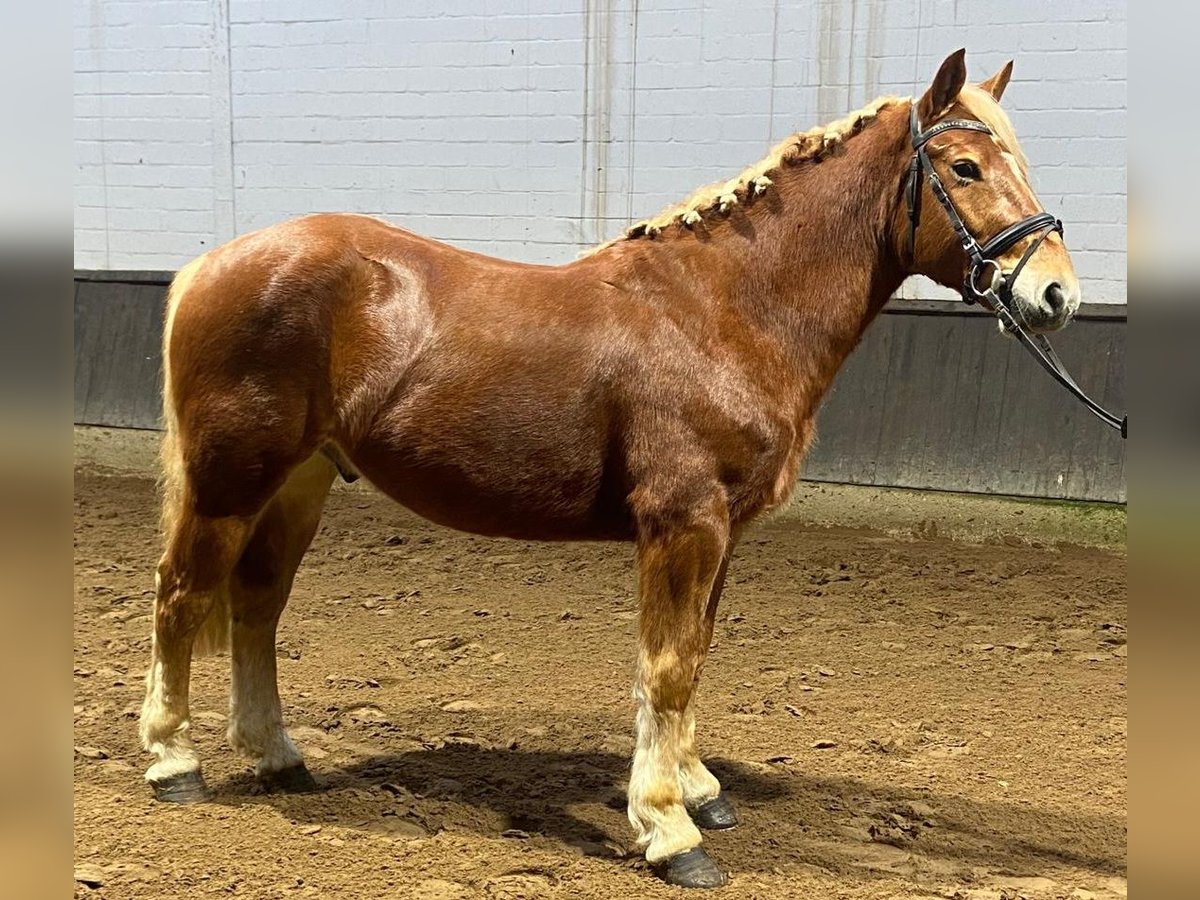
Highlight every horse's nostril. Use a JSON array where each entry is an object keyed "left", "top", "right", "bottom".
[{"left": 1044, "top": 282, "right": 1066, "bottom": 313}]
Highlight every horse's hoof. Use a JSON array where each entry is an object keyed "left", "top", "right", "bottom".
[
  {"left": 657, "top": 847, "right": 729, "bottom": 888},
  {"left": 258, "top": 763, "right": 318, "bottom": 794},
  {"left": 150, "top": 770, "right": 213, "bottom": 804},
  {"left": 691, "top": 792, "right": 739, "bottom": 830}
]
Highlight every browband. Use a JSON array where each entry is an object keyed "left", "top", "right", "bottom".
[{"left": 912, "top": 116, "right": 991, "bottom": 149}]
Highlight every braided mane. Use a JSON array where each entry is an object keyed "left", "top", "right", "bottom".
[{"left": 586, "top": 95, "right": 907, "bottom": 255}]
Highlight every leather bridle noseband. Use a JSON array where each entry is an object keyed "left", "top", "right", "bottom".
[{"left": 905, "top": 104, "right": 1126, "bottom": 437}]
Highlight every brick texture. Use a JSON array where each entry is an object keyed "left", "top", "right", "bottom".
[{"left": 74, "top": 0, "right": 1126, "bottom": 302}]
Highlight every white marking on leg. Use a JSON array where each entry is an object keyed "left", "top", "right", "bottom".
[
  {"left": 140, "top": 650, "right": 201, "bottom": 782},
  {"left": 627, "top": 672, "right": 703, "bottom": 863},
  {"left": 678, "top": 703, "right": 721, "bottom": 809},
  {"left": 229, "top": 620, "right": 302, "bottom": 775},
  {"left": 141, "top": 566, "right": 198, "bottom": 783},
  {"left": 225, "top": 454, "right": 334, "bottom": 775}
]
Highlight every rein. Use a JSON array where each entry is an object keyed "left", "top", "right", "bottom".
[{"left": 905, "top": 105, "right": 1126, "bottom": 438}]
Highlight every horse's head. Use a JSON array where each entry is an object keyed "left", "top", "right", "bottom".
[{"left": 904, "top": 49, "right": 1079, "bottom": 333}]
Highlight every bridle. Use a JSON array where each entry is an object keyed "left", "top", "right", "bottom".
[{"left": 905, "top": 103, "right": 1126, "bottom": 438}]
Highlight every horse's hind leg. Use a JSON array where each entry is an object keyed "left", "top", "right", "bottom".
[
  {"left": 628, "top": 489, "right": 731, "bottom": 888},
  {"left": 140, "top": 476, "right": 254, "bottom": 802},
  {"left": 226, "top": 453, "right": 336, "bottom": 790}
]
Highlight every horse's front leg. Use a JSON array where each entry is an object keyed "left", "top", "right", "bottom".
[
  {"left": 679, "top": 549, "right": 739, "bottom": 831},
  {"left": 628, "top": 496, "right": 730, "bottom": 888}
]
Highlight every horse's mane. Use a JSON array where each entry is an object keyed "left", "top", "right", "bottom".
[
  {"left": 585, "top": 95, "right": 907, "bottom": 255},
  {"left": 585, "top": 86, "right": 1030, "bottom": 255}
]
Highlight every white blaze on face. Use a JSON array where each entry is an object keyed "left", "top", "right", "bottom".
[
  {"left": 958, "top": 85, "right": 1081, "bottom": 332},
  {"left": 995, "top": 148, "right": 1081, "bottom": 329}
]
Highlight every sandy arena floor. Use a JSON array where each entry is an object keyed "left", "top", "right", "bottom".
[{"left": 74, "top": 460, "right": 1126, "bottom": 899}]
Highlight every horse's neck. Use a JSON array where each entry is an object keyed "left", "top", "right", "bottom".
[{"left": 624, "top": 104, "right": 912, "bottom": 418}]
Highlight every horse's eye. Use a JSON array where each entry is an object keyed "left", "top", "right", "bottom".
[{"left": 952, "top": 160, "right": 981, "bottom": 181}]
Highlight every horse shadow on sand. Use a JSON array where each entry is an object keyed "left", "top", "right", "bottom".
[{"left": 213, "top": 741, "right": 1126, "bottom": 884}]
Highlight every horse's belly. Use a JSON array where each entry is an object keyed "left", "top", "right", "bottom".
[{"left": 349, "top": 425, "right": 632, "bottom": 541}]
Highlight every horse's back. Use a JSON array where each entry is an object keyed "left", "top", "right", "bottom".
[
  {"left": 162, "top": 214, "right": 626, "bottom": 529},
  {"left": 162, "top": 213, "right": 789, "bottom": 536}
]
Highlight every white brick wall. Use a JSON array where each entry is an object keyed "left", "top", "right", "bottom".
[{"left": 74, "top": 0, "right": 1126, "bottom": 302}]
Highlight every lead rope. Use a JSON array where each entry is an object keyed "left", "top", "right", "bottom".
[{"left": 993, "top": 306, "right": 1128, "bottom": 437}]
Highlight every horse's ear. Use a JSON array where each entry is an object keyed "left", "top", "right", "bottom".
[
  {"left": 919, "top": 48, "right": 967, "bottom": 122},
  {"left": 979, "top": 60, "right": 1013, "bottom": 102}
]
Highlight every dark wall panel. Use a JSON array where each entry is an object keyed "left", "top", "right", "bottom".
[
  {"left": 803, "top": 310, "right": 1126, "bottom": 502},
  {"left": 73, "top": 275, "right": 1126, "bottom": 502},
  {"left": 74, "top": 279, "right": 167, "bottom": 429}
]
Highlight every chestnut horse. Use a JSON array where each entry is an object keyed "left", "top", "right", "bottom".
[{"left": 140, "top": 50, "right": 1081, "bottom": 887}]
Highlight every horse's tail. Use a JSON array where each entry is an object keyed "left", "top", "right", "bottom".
[{"left": 157, "top": 254, "right": 231, "bottom": 657}]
